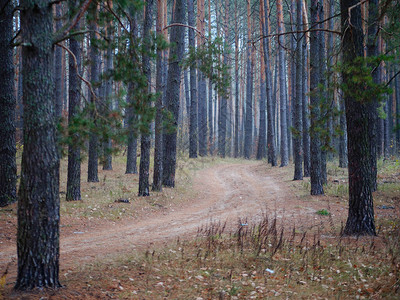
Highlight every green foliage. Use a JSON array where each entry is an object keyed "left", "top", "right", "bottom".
[
  {"left": 183, "top": 37, "right": 231, "bottom": 98},
  {"left": 316, "top": 209, "right": 330, "bottom": 216}
]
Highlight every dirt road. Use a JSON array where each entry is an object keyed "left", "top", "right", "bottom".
[{"left": 1, "top": 162, "right": 336, "bottom": 277}]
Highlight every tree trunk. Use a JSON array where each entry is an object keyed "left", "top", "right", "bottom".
[
  {"left": 66, "top": 1, "right": 82, "bottom": 201},
  {"left": 293, "top": 0, "right": 303, "bottom": 180},
  {"left": 162, "top": 0, "right": 186, "bottom": 187},
  {"left": 188, "top": 0, "right": 198, "bottom": 158},
  {"left": 16, "top": 0, "right": 61, "bottom": 289},
  {"left": 153, "top": 0, "right": 164, "bottom": 191},
  {"left": 341, "top": 0, "right": 376, "bottom": 236},
  {"left": 302, "top": 5, "right": 311, "bottom": 176},
  {"left": 277, "top": 0, "right": 289, "bottom": 166},
  {"left": 54, "top": 3, "right": 63, "bottom": 119},
  {"left": 234, "top": 0, "right": 239, "bottom": 158},
  {"left": 309, "top": 0, "right": 324, "bottom": 195},
  {"left": 197, "top": 0, "right": 207, "bottom": 156},
  {"left": 102, "top": 16, "right": 114, "bottom": 171},
  {"left": 87, "top": 5, "right": 100, "bottom": 183},
  {"left": 208, "top": 0, "right": 214, "bottom": 155},
  {"left": 139, "top": 0, "right": 154, "bottom": 197},
  {"left": 0, "top": 0, "right": 17, "bottom": 207},
  {"left": 244, "top": 0, "right": 253, "bottom": 159}
]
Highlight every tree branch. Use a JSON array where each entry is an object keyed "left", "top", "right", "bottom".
[
  {"left": 53, "top": 0, "right": 93, "bottom": 44},
  {"left": 164, "top": 23, "right": 208, "bottom": 40}
]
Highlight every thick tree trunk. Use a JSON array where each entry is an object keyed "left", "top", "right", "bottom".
[
  {"left": 16, "top": 0, "right": 61, "bottom": 289},
  {"left": 87, "top": 5, "right": 100, "bottom": 183},
  {"left": 153, "top": 0, "right": 164, "bottom": 191},
  {"left": 66, "top": 3, "right": 82, "bottom": 201},
  {"left": 162, "top": 0, "right": 186, "bottom": 187},
  {"left": 309, "top": 0, "right": 324, "bottom": 195},
  {"left": 293, "top": 0, "right": 303, "bottom": 180},
  {"left": 341, "top": 0, "right": 376, "bottom": 236},
  {"left": 0, "top": 0, "right": 17, "bottom": 207},
  {"left": 54, "top": 3, "right": 63, "bottom": 119},
  {"left": 139, "top": 0, "right": 154, "bottom": 197}
]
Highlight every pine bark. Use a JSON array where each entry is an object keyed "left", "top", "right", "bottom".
[
  {"left": 234, "top": 0, "right": 239, "bottom": 158},
  {"left": 87, "top": 4, "right": 100, "bottom": 182},
  {"left": 341, "top": 0, "right": 376, "bottom": 236},
  {"left": 162, "top": 0, "right": 186, "bottom": 187},
  {"left": 139, "top": 0, "right": 154, "bottom": 197},
  {"left": 152, "top": 0, "right": 164, "bottom": 191},
  {"left": 66, "top": 2, "right": 82, "bottom": 201},
  {"left": 293, "top": 0, "right": 303, "bottom": 180},
  {"left": 54, "top": 3, "right": 63, "bottom": 118},
  {"left": 0, "top": 0, "right": 17, "bottom": 207},
  {"left": 16, "top": 0, "right": 61, "bottom": 289},
  {"left": 309, "top": 0, "right": 324, "bottom": 195}
]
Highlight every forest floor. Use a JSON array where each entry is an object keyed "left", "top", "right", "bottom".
[{"left": 0, "top": 156, "right": 399, "bottom": 299}]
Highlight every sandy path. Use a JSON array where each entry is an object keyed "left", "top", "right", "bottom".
[{"left": 1, "top": 162, "right": 329, "bottom": 275}]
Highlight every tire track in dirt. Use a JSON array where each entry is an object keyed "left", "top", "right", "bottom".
[{"left": 1, "top": 162, "right": 299, "bottom": 274}]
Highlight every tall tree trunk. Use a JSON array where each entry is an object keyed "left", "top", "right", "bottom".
[
  {"left": 197, "top": 0, "right": 207, "bottom": 156},
  {"left": 396, "top": 72, "right": 400, "bottom": 155},
  {"left": 309, "top": 0, "right": 324, "bottom": 195},
  {"left": 54, "top": 3, "right": 63, "bottom": 119},
  {"left": 0, "top": 0, "right": 17, "bottom": 207},
  {"left": 16, "top": 0, "right": 61, "bottom": 289},
  {"left": 244, "top": 0, "right": 253, "bottom": 159},
  {"left": 341, "top": 0, "right": 376, "bottom": 236},
  {"left": 367, "top": 0, "right": 379, "bottom": 191},
  {"left": 302, "top": 3, "right": 311, "bottom": 176},
  {"left": 162, "top": 0, "right": 186, "bottom": 187},
  {"left": 277, "top": 0, "right": 289, "bottom": 166},
  {"left": 293, "top": 0, "right": 303, "bottom": 180},
  {"left": 138, "top": 0, "right": 154, "bottom": 196},
  {"left": 103, "top": 15, "right": 113, "bottom": 171},
  {"left": 188, "top": 0, "right": 198, "bottom": 158},
  {"left": 87, "top": 5, "right": 100, "bottom": 183},
  {"left": 318, "top": 0, "right": 327, "bottom": 185},
  {"left": 153, "top": 0, "right": 164, "bottom": 191},
  {"left": 125, "top": 11, "right": 139, "bottom": 175},
  {"left": 256, "top": 40, "right": 267, "bottom": 160},
  {"left": 261, "top": 0, "right": 277, "bottom": 166},
  {"left": 208, "top": 0, "right": 214, "bottom": 155},
  {"left": 233, "top": 0, "right": 240, "bottom": 158},
  {"left": 66, "top": 2, "right": 82, "bottom": 201}
]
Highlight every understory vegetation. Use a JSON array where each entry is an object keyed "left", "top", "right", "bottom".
[{"left": 1, "top": 156, "right": 399, "bottom": 299}]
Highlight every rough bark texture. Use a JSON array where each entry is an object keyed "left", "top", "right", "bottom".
[
  {"left": 309, "top": 0, "right": 324, "bottom": 195},
  {"left": 162, "top": 0, "right": 186, "bottom": 187},
  {"left": 138, "top": 0, "right": 154, "bottom": 197},
  {"left": 0, "top": 0, "right": 17, "bottom": 207},
  {"left": 188, "top": 0, "right": 198, "bottom": 158},
  {"left": 66, "top": 6, "right": 82, "bottom": 201},
  {"left": 338, "top": 97, "right": 348, "bottom": 168},
  {"left": 54, "top": 3, "right": 63, "bottom": 119},
  {"left": 87, "top": 5, "right": 100, "bottom": 182},
  {"left": 341, "top": 0, "right": 376, "bottom": 236},
  {"left": 277, "top": 0, "right": 288, "bottom": 166},
  {"left": 152, "top": 0, "right": 164, "bottom": 191},
  {"left": 16, "top": 0, "right": 61, "bottom": 289},
  {"left": 366, "top": 0, "right": 379, "bottom": 191},
  {"left": 125, "top": 83, "right": 138, "bottom": 174},
  {"left": 293, "top": 0, "right": 303, "bottom": 180}
]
